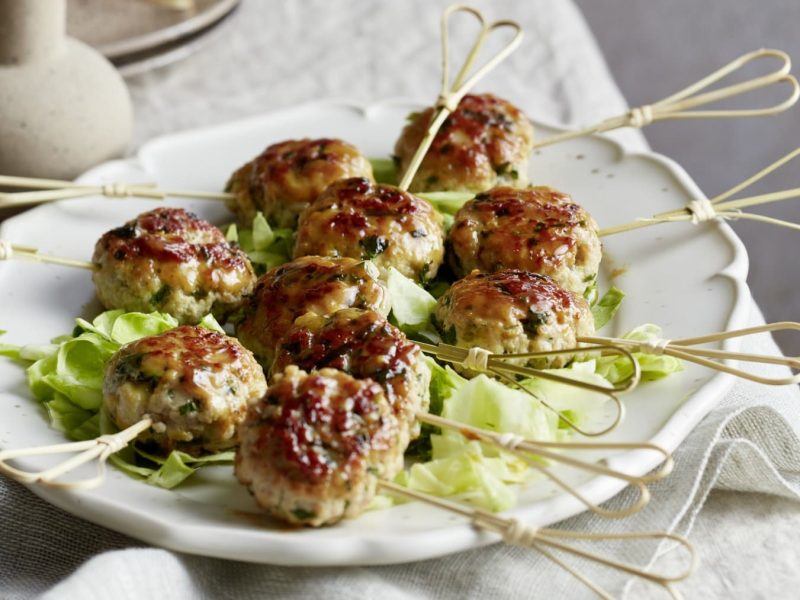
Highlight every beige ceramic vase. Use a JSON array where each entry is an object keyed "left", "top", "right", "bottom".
[{"left": 0, "top": 0, "right": 133, "bottom": 179}]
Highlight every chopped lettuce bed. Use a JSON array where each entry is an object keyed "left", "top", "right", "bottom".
[
  {"left": 225, "top": 212, "right": 293, "bottom": 274},
  {"left": 2, "top": 289, "right": 683, "bottom": 508}
]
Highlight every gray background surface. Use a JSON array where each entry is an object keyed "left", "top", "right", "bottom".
[{"left": 576, "top": 0, "right": 800, "bottom": 353}]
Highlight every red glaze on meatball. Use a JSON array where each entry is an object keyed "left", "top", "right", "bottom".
[
  {"left": 294, "top": 177, "right": 445, "bottom": 283},
  {"left": 394, "top": 93, "right": 534, "bottom": 193},
  {"left": 104, "top": 325, "right": 267, "bottom": 455},
  {"left": 236, "top": 366, "right": 406, "bottom": 527},
  {"left": 235, "top": 256, "right": 390, "bottom": 367},
  {"left": 447, "top": 186, "right": 601, "bottom": 295},
  {"left": 272, "top": 308, "right": 431, "bottom": 440},
  {"left": 434, "top": 269, "right": 594, "bottom": 370},
  {"left": 92, "top": 207, "right": 256, "bottom": 324},
  {"left": 225, "top": 138, "right": 373, "bottom": 228}
]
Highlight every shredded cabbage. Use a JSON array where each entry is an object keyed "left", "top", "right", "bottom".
[
  {"left": 591, "top": 287, "right": 625, "bottom": 330},
  {"left": 225, "top": 212, "right": 293, "bottom": 274},
  {"left": 384, "top": 267, "right": 440, "bottom": 344}
]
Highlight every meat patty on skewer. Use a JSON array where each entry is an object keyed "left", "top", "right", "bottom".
[
  {"left": 92, "top": 207, "right": 256, "bottom": 325},
  {"left": 235, "top": 255, "right": 390, "bottom": 367},
  {"left": 293, "top": 177, "right": 445, "bottom": 283},
  {"left": 394, "top": 93, "right": 534, "bottom": 193},
  {"left": 103, "top": 325, "right": 267, "bottom": 455},
  {"left": 447, "top": 186, "right": 602, "bottom": 296},
  {"left": 225, "top": 138, "right": 374, "bottom": 228},
  {"left": 236, "top": 366, "right": 406, "bottom": 527},
  {"left": 272, "top": 308, "right": 431, "bottom": 441},
  {"left": 434, "top": 269, "right": 594, "bottom": 371}
]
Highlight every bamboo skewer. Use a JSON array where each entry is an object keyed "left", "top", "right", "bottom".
[
  {"left": 580, "top": 322, "right": 800, "bottom": 386},
  {"left": 0, "top": 240, "right": 95, "bottom": 270},
  {"left": 535, "top": 48, "right": 799, "bottom": 149},
  {"left": 397, "top": 4, "right": 523, "bottom": 191},
  {"left": 418, "top": 341, "right": 641, "bottom": 437},
  {"left": 0, "top": 418, "right": 151, "bottom": 490},
  {"left": 0, "top": 174, "right": 232, "bottom": 208},
  {"left": 380, "top": 481, "right": 697, "bottom": 600},
  {"left": 600, "top": 147, "right": 800, "bottom": 237}
]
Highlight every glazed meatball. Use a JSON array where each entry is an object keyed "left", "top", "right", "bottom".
[
  {"left": 294, "top": 177, "right": 445, "bottom": 283},
  {"left": 448, "top": 186, "right": 602, "bottom": 296},
  {"left": 434, "top": 269, "right": 594, "bottom": 370},
  {"left": 235, "top": 256, "right": 390, "bottom": 367},
  {"left": 272, "top": 308, "right": 431, "bottom": 441},
  {"left": 394, "top": 93, "right": 534, "bottom": 193},
  {"left": 236, "top": 366, "right": 406, "bottom": 527},
  {"left": 103, "top": 325, "right": 267, "bottom": 455},
  {"left": 225, "top": 138, "right": 374, "bottom": 228},
  {"left": 92, "top": 207, "right": 256, "bottom": 324}
]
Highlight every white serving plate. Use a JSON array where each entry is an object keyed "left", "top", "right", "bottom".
[{"left": 0, "top": 99, "right": 749, "bottom": 566}]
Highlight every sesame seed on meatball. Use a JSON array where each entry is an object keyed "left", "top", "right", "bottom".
[
  {"left": 92, "top": 207, "right": 257, "bottom": 325},
  {"left": 235, "top": 256, "right": 390, "bottom": 367},
  {"left": 236, "top": 366, "right": 406, "bottom": 527},
  {"left": 272, "top": 308, "right": 431, "bottom": 441},
  {"left": 103, "top": 325, "right": 267, "bottom": 455},
  {"left": 225, "top": 138, "right": 374, "bottom": 228},
  {"left": 394, "top": 93, "right": 534, "bottom": 193},
  {"left": 447, "top": 186, "right": 602, "bottom": 295},
  {"left": 434, "top": 269, "right": 594, "bottom": 371},
  {"left": 293, "top": 177, "right": 445, "bottom": 283}
]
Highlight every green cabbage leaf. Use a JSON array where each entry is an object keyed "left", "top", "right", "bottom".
[{"left": 225, "top": 212, "right": 293, "bottom": 274}]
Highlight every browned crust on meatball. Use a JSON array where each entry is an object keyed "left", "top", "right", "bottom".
[
  {"left": 235, "top": 366, "right": 405, "bottom": 526},
  {"left": 293, "top": 177, "right": 445, "bottom": 283},
  {"left": 394, "top": 93, "right": 534, "bottom": 193},
  {"left": 235, "top": 256, "right": 390, "bottom": 367},
  {"left": 92, "top": 207, "right": 256, "bottom": 324},
  {"left": 447, "top": 186, "right": 601, "bottom": 295},
  {"left": 103, "top": 325, "right": 267, "bottom": 455},
  {"left": 434, "top": 269, "right": 594, "bottom": 370},
  {"left": 272, "top": 308, "right": 431, "bottom": 437},
  {"left": 225, "top": 138, "right": 374, "bottom": 228}
]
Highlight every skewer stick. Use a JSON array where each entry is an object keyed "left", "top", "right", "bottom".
[
  {"left": 397, "top": 5, "right": 523, "bottom": 191},
  {"left": 0, "top": 240, "right": 96, "bottom": 270},
  {"left": 0, "top": 174, "right": 232, "bottom": 208},
  {"left": 535, "top": 48, "right": 799, "bottom": 149},
  {"left": 579, "top": 322, "right": 800, "bottom": 386},
  {"left": 380, "top": 480, "right": 697, "bottom": 599},
  {"left": 418, "top": 341, "right": 641, "bottom": 436},
  {"left": 600, "top": 147, "right": 800, "bottom": 237},
  {"left": 0, "top": 418, "right": 152, "bottom": 490},
  {"left": 417, "top": 411, "right": 673, "bottom": 519}
]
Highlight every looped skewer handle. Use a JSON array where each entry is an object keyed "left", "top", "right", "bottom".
[
  {"left": 580, "top": 322, "right": 800, "bottom": 386},
  {"left": 0, "top": 174, "right": 232, "bottom": 208},
  {"left": 417, "top": 412, "right": 674, "bottom": 519},
  {"left": 601, "top": 146, "right": 800, "bottom": 237},
  {"left": 0, "top": 418, "right": 152, "bottom": 490},
  {"left": 417, "top": 341, "right": 641, "bottom": 437},
  {"left": 535, "top": 48, "right": 799, "bottom": 149},
  {"left": 0, "top": 239, "right": 96, "bottom": 270},
  {"left": 397, "top": 4, "right": 523, "bottom": 190},
  {"left": 380, "top": 481, "right": 697, "bottom": 599}
]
